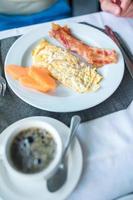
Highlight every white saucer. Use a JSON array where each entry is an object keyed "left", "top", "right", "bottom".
[{"left": 0, "top": 117, "right": 83, "bottom": 200}]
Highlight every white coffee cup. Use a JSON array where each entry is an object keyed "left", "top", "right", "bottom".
[{"left": 0, "top": 119, "right": 63, "bottom": 181}]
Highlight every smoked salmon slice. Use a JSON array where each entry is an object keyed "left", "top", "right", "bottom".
[
  {"left": 19, "top": 75, "right": 52, "bottom": 93},
  {"left": 6, "top": 65, "right": 56, "bottom": 93},
  {"left": 6, "top": 64, "right": 28, "bottom": 79},
  {"left": 28, "top": 67, "right": 56, "bottom": 91}
]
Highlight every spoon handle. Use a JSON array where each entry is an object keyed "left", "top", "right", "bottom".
[{"left": 63, "top": 115, "right": 81, "bottom": 158}]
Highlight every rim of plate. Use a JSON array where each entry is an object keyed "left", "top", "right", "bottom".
[{"left": 4, "top": 22, "right": 125, "bottom": 112}]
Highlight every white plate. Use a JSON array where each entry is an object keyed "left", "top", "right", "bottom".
[
  {"left": 0, "top": 117, "right": 83, "bottom": 200},
  {"left": 5, "top": 22, "right": 124, "bottom": 112}
]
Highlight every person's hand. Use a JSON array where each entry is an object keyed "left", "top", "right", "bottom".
[
  {"left": 121, "top": 0, "right": 133, "bottom": 17},
  {"left": 100, "top": 0, "right": 133, "bottom": 17}
]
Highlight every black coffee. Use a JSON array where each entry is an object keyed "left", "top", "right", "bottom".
[{"left": 10, "top": 128, "right": 56, "bottom": 174}]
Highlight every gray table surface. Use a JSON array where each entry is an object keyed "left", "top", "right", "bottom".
[{"left": 73, "top": 0, "right": 99, "bottom": 16}]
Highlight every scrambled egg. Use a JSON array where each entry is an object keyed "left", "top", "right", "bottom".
[{"left": 32, "top": 40, "right": 103, "bottom": 93}]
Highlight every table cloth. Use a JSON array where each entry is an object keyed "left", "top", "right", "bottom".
[{"left": 0, "top": 12, "right": 133, "bottom": 200}]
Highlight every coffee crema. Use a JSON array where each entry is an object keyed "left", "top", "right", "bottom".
[{"left": 10, "top": 128, "right": 57, "bottom": 174}]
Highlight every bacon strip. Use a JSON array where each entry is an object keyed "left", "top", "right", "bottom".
[{"left": 49, "top": 23, "right": 118, "bottom": 67}]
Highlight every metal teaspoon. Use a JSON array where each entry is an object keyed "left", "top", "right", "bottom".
[{"left": 47, "top": 115, "right": 81, "bottom": 192}]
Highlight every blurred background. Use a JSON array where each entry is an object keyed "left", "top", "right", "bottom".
[
  {"left": 0, "top": 0, "right": 100, "bottom": 31},
  {"left": 71, "top": 0, "right": 100, "bottom": 16}
]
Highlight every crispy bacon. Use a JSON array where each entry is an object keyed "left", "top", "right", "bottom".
[{"left": 49, "top": 23, "right": 118, "bottom": 67}]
